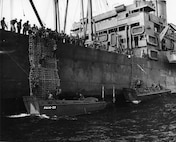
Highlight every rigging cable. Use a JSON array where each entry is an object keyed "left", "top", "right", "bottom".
[
  {"left": 54, "top": 0, "right": 58, "bottom": 32},
  {"left": 1, "top": 47, "right": 28, "bottom": 76},
  {"left": 57, "top": 0, "right": 60, "bottom": 33}
]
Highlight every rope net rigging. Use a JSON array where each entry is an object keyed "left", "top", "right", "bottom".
[{"left": 28, "top": 29, "right": 60, "bottom": 99}]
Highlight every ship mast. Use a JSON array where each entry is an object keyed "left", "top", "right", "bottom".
[
  {"left": 54, "top": 0, "right": 60, "bottom": 32},
  {"left": 87, "top": 0, "right": 93, "bottom": 41},
  {"left": 81, "top": 0, "right": 85, "bottom": 38},
  {"left": 63, "top": 0, "right": 69, "bottom": 33}
]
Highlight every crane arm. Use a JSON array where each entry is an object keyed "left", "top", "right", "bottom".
[
  {"left": 29, "top": 0, "right": 44, "bottom": 27},
  {"left": 159, "top": 23, "right": 176, "bottom": 42},
  {"left": 159, "top": 25, "right": 169, "bottom": 42}
]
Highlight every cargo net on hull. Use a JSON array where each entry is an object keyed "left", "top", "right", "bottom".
[{"left": 28, "top": 33, "right": 60, "bottom": 99}]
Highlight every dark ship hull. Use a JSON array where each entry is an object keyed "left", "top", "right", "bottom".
[
  {"left": 1, "top": 29, "right": 176, "bottom": 114},
  {"left": 0, "top": 30, "right": 29, "bottom": 114}
]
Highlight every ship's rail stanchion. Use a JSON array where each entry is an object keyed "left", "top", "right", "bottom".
[
  {"left": 102, "top": 85, "right": 105, "bottom": 100},
  {"left": 112, "top": 85, "right": 116, "bottom": 103}
]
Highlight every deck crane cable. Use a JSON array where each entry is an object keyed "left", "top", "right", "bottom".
[{"left": 29, "top": 0, "right": 44, "bottom": 27}]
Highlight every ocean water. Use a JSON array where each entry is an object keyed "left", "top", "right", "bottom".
[{"left": 1, "top": 94, "right": 176, "bottom": 142}]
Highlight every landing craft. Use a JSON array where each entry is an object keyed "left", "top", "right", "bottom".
[{"left": 0, "top": 0, "right": 176, "bottom": 114}]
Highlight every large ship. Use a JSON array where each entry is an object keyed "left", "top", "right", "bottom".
[{"left": 1, "top": 0, "right": 176, "bottom": 114}]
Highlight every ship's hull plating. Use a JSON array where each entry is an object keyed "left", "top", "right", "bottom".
[{"left": 1, "top": 30, "right": 176, "bottom": 114}]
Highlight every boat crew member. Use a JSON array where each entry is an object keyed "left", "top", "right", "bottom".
[
  {"left": 1, "top": 17, "right": 8, "bottom": 30},
  {"left": 79, "top": 93, "right": 85, "bottom": 100},
  {"left": 54, "top": 86, "right": 62, "bottom": 99},
  {"left": 47, "top": 91, "right": 54, "bottom": 99},
  {"left": 52, "top": 40, "right": 57, "bottom": 57},
  {"left": 10, "top": 18, "right": 17, "bottom": 32},
  {"left": 31, "top": 24, "right": 38, "bottom": 34},
  {"left": 17, "top": 19, "right": 22, "bottom": 34},
  {"left": 23, "top": 20, "right": 29, "bottom": 35}
]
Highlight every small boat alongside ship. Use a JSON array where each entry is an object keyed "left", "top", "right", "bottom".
[
  {"left": 23, "top": 96, "right": 106, "bottom": 117},
  {"left": 122, "top": 87, "right": 171, "bottom": 104}
]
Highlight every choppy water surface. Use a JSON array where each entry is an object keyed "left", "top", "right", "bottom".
[{"left": 1, "top": 94, "right": 176, "bottom": 142}]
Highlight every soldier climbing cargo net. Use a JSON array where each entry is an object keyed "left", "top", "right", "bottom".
[{"left": 28, "top": 31, "right": 60, "bottom": 99}]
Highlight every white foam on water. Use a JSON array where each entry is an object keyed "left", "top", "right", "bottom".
[
  {"left": 7, "top": 113, "right": 30, "bottom": 118},
  {"left": 7, "top": 113, "right": 78, "bottom": 121},
  {"left": 38, "top": 114, "right": 50, "bottom": 119},
  {"left": 7, "top": 113, "right": 50, "bottom": 119}
]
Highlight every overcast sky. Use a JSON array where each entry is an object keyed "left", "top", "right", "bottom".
[{"left": 0, "top": 0, "right": 176, "bottom": 33}]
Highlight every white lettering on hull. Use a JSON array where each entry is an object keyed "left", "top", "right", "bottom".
[{"left": 43, "top": 106, "right": 57, "bottom": 110}]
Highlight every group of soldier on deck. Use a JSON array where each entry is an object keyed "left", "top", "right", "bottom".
[
  {"left": 0, "top": 17, "right": 37, "bottom": 35},
  {"left": 1, "top": 17, "right": 85, "bottom": 46}
]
